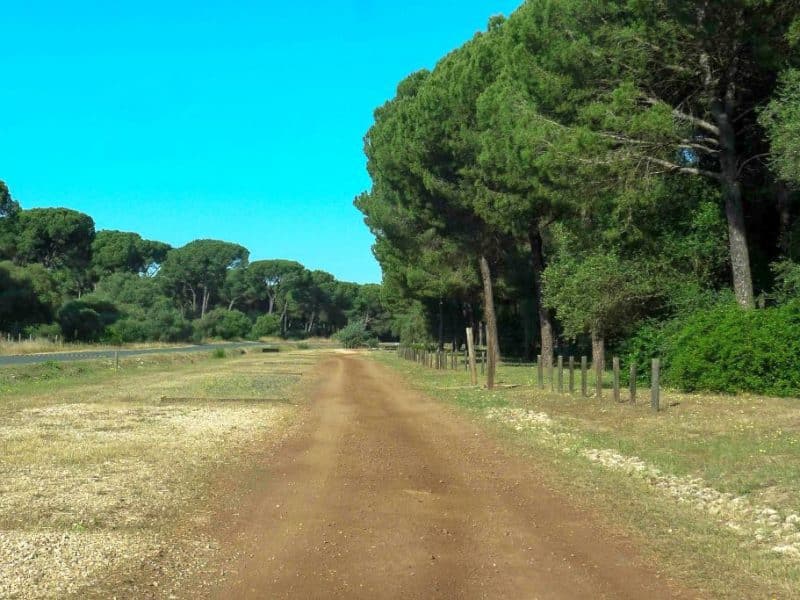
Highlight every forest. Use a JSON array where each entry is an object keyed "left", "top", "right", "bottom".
[
  {"left": 0, "top": 181, "right": 391, "bottom": 345},
  {"left": 357, "top": 0, "right": 800, "bottom": 396}
]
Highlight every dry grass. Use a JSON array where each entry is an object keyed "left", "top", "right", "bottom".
[
  {"left": 0, "top": 350, "right": 323, "bottom": 599},
  {"left": 0, "top": 339, "right": 193, "bottom": 356},
  {"left": 376, "top": 353, "right": 800, "bottom": 598}
]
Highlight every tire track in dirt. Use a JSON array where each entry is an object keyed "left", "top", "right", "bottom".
[{"left": 209, "top": 354, "right": 697, "bottom": 599}]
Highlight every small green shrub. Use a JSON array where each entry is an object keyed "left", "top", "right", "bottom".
[
  {"left": 334, "top": 322, "right": 378, "bottom": 349},
  {"left": 251, "top": 314, "right": 281, "bottom": 338},
  {"left": 666, "top": 301, "right": 800, "bottom": 396},
  {"left": 296, "top": 342, "right": 310, "bottom": 350},
  {"left": 210, "top": 348, "right": 226, "bottom": 359},
  {"left": 23, "top": 322, "right": 62, "bottom": 340},
  {"left": 195, "top": 308, "right": 252, "bottom": 340}
]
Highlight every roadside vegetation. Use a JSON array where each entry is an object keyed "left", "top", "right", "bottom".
[
  {"left": 0, "top": 347, "right": 320, "bottom": 598},
  {"left": 375, "top": 352, "right": 800, "bottom": 598},
  {"left": 0, "top": 183, "right": 393, "bottom": 346},
  {"left": 357, "top": 1, "right": 800, "bottom": 398}
]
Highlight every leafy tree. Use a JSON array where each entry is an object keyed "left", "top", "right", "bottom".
[
  {"left": 0, "top": 181, "right": 20, "bottom": 259},
  {"left": 90, "top": 230, "right": 171, "bottom": 280},
  {"left": 160, "top": 239, "right": 249, "bottom": 317},
  {"left": 15, "top": 208, "right": 95, "bottom": 270}
]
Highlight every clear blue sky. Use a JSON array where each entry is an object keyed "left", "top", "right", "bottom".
[{"left": 0, "top": 0, "right": 521, "bottom": 283}]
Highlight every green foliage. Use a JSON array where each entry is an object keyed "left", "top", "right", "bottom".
[
  {"left": 334, "top": 321, "right": 378, "bottom": 349},
  {"left": 210, "top": 348, "right": 227, "bottom": 359},
  {"left": 57, "top": 299, "right": 120, "bottom": 342},
  {"left": 250, "top": 313, "right": 281, "bottom": 338},
  {"left": 771, "top": 259, "right": 800, "bottom": 304},
  {"left": 761, "top": 68, "right": 800, "bottom": 185},
  {"left": 15, "top": 208, "right": 95, "bottom": 270},
  {"left": 666, "top": 302, "right": 800, "bottom": 396},
  {"left": 24, "top": 322, "right": 62, "bottom": 340},
  {"left": 195, "top": 308, "right": 251, "bottom": 340}
]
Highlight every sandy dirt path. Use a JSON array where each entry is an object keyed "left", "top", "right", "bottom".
[{"left": 208, "top": 353, "right": 694, "bottom": 599}]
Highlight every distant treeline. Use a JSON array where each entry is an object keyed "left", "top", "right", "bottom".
[
  {"left": 357, "top": 1, "right": 800, "bottom": 396},
  {"left": 0, "top": 181, "right": 391, "bottom": 344}
]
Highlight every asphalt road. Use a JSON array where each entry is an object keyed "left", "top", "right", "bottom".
[{"left": 0, "top": 342, "right": 269, "bottom": 366}]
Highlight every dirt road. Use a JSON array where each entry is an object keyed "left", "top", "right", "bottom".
[{"left": 208, "top": 354, "right": 693, "bottom": 599}]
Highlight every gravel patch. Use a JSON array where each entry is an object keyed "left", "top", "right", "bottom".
[{"left": 0, "top": 400, "right": 291, "bottom": 597}]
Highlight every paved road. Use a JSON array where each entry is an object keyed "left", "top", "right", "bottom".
[
  {"left": 0, "top": 342, "right": 269, "bottom": 366},
  {"left": 208, "top": 354, "right": 693, "bottom": 600}
]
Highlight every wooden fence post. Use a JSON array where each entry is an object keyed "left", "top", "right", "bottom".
[
  {"left": 651, "top": 358, "right": 661, "bottom": 412},
  {"left": 581, "top": 356, "right": 588, "bottom": 397},
  {"left": 557, "top": 355, "right": 564, "bottom": 393},
  {"left": 613, "top": 357, "right": 620, "bottom": 403},
  {"left": 466, "top": 327, "right": 478, "bottom": 386},
  {"left": 480, "top": 351, "right": 485, "bottom": 376},
  {"left": 537, "top": 355, "right": 544, "bottom": 389},
  {"left": 568, "top": 356, "right": 575, "bottom": 393},
  {"left": 630, "top": 363, "right": 637, "bottom": 404},
  {"left": 595, "top": 356, "right": 603, "bottom": 399},
  {"left": 549, "top": 361, "right": 555, "bottom": 392}
]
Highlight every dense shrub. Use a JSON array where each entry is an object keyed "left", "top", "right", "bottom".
[
  {"left": 334, "top": 321, "right": 378, "bottom": 349},
  {"left": 23, "top": 322, "right": 62, "bottom": 340},
  {"left": 195, "top": 308, "right": 251, "bottom": 340},
  {"left": 104, "top": 318, "right": 149, "bottom": 343},
  {"left": 251, "top": 313, "right": 281, "bottom": 338},
  {"left": 57, "top": 299, "right": 120, "bottom": 341},
  {"left": 665, "top": 302, "right": 800, "bottom": 396}
]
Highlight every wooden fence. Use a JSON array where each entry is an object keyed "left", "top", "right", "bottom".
[{"left": 397, "top": 345, "right": 663, "bottom": 412}]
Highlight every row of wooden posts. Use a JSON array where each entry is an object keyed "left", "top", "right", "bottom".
[
  {"left": 398, "top": 337, "right": 664, "bottom": 412},
  {"left": 533, "top": 354, "right": 662, "bottom": 411}
]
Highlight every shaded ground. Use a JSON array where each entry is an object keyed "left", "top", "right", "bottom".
[{"left": 203, "top": 354, "right": 696, "bottom": 599}]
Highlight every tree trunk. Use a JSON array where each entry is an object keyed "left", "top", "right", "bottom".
[
  {"left": 479, "top": 255, "right": 499, "bottom": 389},
  {"left": 280, "top": 302, "right": 288, "bottom": 337},
  {"left": 438, "top": 297, "right": 444, "bottom": 351},
  {"left": 201, "top": 288, "right": 210, "bottom": 318},
  {"left": 591, "top": 330, "right": 605, "bottom": 395},
  {"left": 189, "top": 286, "right": 197, "bottom": 316},
  {"left": 530, "top": 224, "right": 555, "bottom": 367},
  {"left": 706, "top": 57, "right": 754, "bottom": 308},
  {"left": 267, "top": 294, "right": 276, "bottom": 315}
]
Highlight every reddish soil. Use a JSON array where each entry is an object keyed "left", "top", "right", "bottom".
[{"left": 204, "top": 354, "right": 696, "bottom": 599}]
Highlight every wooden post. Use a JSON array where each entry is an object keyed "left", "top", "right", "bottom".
[
  {"left": 557, "top": 355, "right": 564, "bottom": 393},
  {"left": 568, "top": 356, "right": 575, "bottom": 393},
  {"left": 537, "top": 355, "right": 544, "bottom": 389},
  {"left": 466, "top": 327, "right": 478, "bottom": 386},
  {"left": 480, "top": 351, "right": 485, "bottom": 375},
  {"left": 651, "top": 358, "right": 661, "bottom": 412},
  {"left": 464, "top": 349, "right": 468, "bottom": 372},
  {"left": 115, "top": 350, "right": 120, "bottom": 372},
  {"left": 581, "top": 356, "right": 588, "bottom": 397},
  {"left": 549, "top": 362, "right": 555, "bottom": 392},
  {"left": 613, "top": 356, "right": 620, "bottom": 403},
  {"left": 595, "top": 356, "right": 603, "bottom": 399},
  {"left": 630, "top": 363, "right": 637, "bottom": 404}
]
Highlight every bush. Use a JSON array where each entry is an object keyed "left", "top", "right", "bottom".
[
  {"left": 195, "top": 308, "right": 251, "bottom": 340},
  {"left": 57, "top": 299, "right": 120, "bottom": 341},
  {"left": 665, "top": 302, "right": 800, "bottom": 396},
  {"left": 23, "top": 322, "right": 62, "bottom": 341},
  {"left": 104, "top": 318, "right": 149, "bottom": 344},
  {"left": 334, "top": 321, "right": 378, "bottom": 349},
  {"left": 251, "top": 314, "right": 281, "bottom": 338},
  {"left": 210, "top": 348, "right": 226, "bottom": 359}
]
